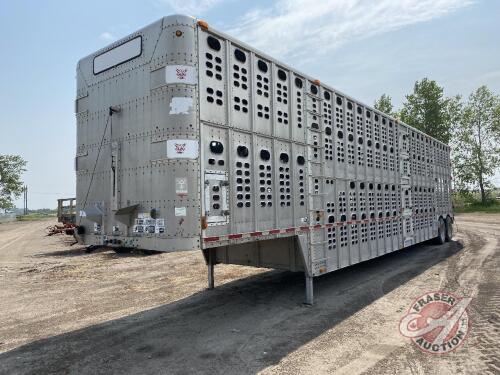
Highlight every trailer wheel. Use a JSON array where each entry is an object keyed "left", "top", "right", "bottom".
[
  {"left": 436, "top": 217, "right": 446, "bottom": 245},
  {"left": 445, "top": 216, "right": 453, "bottom": 242}
]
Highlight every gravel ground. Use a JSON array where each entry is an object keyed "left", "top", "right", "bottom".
[{"left": 0, "top": 214, "right": 498, "bottom": 374}]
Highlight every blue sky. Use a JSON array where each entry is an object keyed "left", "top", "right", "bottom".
[{"left": 0, "top": 0, "right": 498, "bottom": 208}]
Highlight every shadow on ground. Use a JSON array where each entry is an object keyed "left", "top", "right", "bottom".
[{"left": 0, "top": 239, "right": 462, "bottom": 375}]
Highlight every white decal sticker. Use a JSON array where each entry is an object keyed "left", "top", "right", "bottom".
[
  {"left": 155, "top": 218, "right": 165, "bottom": 234},
  {"left": 175, "top": 177, "right": 188, "bottom": 195},
  {"left": 165, "top": 65, "right": 197, "bottom": 85},
  {"left": 175, "top": 207, "right": 187, "bottom": 217},
  {"left": 167, "top": 139, "right": 199, "bottom": 159},
  {"left": 169, "top": 97, "right": 193, "bottom": 115},
  {"left": 79, "top": 210, "right": 86, "bottom": 217}
]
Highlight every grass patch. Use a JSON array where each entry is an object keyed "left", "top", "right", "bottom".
[
  {"left": 454, "top": 201, "right": 500, "bottom": 214},
  {"left": 17, "top": 213, "right": 56, "bottom": 221}
]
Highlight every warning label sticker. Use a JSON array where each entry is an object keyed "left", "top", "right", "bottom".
[{"left": 176, "top": 177, "right": 188, "bottom": 195}]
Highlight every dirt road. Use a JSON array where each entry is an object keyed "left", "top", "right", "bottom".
[{"left": 0, "top": 214, "right": 498, "bottom": 374}]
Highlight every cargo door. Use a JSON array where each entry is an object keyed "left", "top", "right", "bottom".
[{"left": 399, "top": 127, "right": 414, "bottom": 246}]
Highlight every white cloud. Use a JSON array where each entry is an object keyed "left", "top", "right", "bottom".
[
  {"left": 99, "top": 32, "right": 115, "bottom": 42},
  {"left": 159, "top": 0, "right": 225, "bottom": 15},
  {"left": 229, "top": 0, "right": 473, "bottom": 60}
]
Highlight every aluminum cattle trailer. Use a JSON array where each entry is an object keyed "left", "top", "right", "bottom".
[{"left": 74, "top": 14, "right": 453, "bottom": 304}]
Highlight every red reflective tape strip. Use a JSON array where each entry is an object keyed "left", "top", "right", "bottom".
[
  {"left": 299, "top": 226, "right": 310, "bottom": 231},
  {"left": 313, "top": 224, "right": 322, "bottom": 229},
  {"left": 250, "top": 231, "right": 262, "bottom": 237},
  {"left": 228, "top": 234, "right": 242, "bottom": 239},
  {"left": 204, "top": 237, "right": 220, "bottom": 242},
  {"left": 285, "top": 227, "right": 296, "bottom": 233},
  {"left": 269, "top": 229, "right": 280, "bottom": 234}
]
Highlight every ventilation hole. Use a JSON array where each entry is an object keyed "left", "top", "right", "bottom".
[
  {"left": 324, "top": 91, "right": 331, "bottom": 100},
  {"left": 336, "top": 97, "right": 343, "bottom": 105},
  {"left": 325, "top": 127, "right": 332, "bottom": 136},
  {"left": 310, "top": 84, "right": 318, "bottom": 95},
  {"left": 237, "top": 145, "right": 249, "bottom": 158},
  {"left": 337, "top": 130, "right": 344, "bottom": 139},
  {"left": 348, "top": 134, "right": 354, "bottom": 142},
  {"left": 279, "top": 153, "right": 289, "bottom": 163},
  {"left": 347, "top": 102, "right": 353, "bottom": 110},
  {"left": 357, "top": 106, "right": 362, "bottom": 114},
  {"left": 234, "top": 48, "right": 246, "bottom": 63},
  {"left": 260, "top": 149, "right": 270, "bottom": 161},
  {"left": 295, "top": 77, "right": 303, "bottom": 88},
  {"left": 209, "top": 141, "right": 224, "bottom": 154},
  {"left": 366, "top": 111, "right": 371, "bottom": 118},
  {"left": 358, "top": 137, "right": 363, "bottom": 145},
  {"left": 360, "top": 182, "right": 365, "bottom": 189},
  {"left": 297, "top": 155, "right": 305, "bottom": 165},
  {"left": 350, "top": 181, "right": 356, "bottom": 189},
  {"left": 257, "top": 59, "right": 268, "bottom": 73},
  {"left": 277, "top": 69, "right": 287, "bottom": 81},
  {"left": 207, "top": 36, "right": 221, "bottom": 51}
]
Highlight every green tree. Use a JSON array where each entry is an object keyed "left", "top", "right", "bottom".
[
  {"left": 0, "top": 155, "right": 27, "bottom": 209},
  {"left": 452, "top": 86, "right": 500, "bottom": 204},
  {"left": 374, "top": 94, "right": 394, "bottom": 116},
  {"left": 399, "top": 78, "right": 460, "bottom": 144}
]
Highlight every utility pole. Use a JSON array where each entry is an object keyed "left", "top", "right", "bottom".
[{"left": 23, "top": 186, "right": 28, "bottom": 215}]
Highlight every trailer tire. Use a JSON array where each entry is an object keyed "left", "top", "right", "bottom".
[
  {"left": 436, "top": 217, "right": 446, "bottom": 245},
  {"left": 445, "top": 216, "right": 453, "bottom": 242}
]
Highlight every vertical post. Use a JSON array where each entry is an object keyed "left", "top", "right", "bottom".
[
  {"left": 305, "top": 274, "right": 314, "bottom": 305},
  {"left": 207, "top": 248, "right": 215, "bottom": 290},
  {"left": 24, "top": 186, "right": 28, "bottom": 215}
]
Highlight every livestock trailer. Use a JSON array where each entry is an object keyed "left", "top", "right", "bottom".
[{"left": 74, "top": 14, "right": 453, "bottom": 303}]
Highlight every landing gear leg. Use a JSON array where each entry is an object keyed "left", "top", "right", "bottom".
[
  {"left": 207, "top": 248, "right": 215, "bottom": 290},
  {"left": 305, "top": 274, "right": 314, "bottom": 305}
]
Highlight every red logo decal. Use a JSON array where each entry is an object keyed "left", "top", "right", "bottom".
[
  {"left": 174, "top": 143, "right": 187, "bottom": 154},
  {"left": 399, "top": 291, "right": 472, "bottom": 354},
  {"left": 176, "top": 68, "right": 187, "bottom": 80}
]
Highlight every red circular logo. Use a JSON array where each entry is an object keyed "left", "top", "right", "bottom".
[{"left": 399, "top": 291, "right": 472, "bottom": 354}]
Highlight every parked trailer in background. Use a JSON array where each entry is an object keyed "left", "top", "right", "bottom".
[{"left": 74, "top": 15, "right": 453, "bottom": 303}]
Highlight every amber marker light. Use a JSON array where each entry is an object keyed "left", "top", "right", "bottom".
[
  {"left": 175, "top": 30, "right": 183, "bottom": 37},
  {"left": 197, "top": 20, "right": 209, "bottom": 30},
  {"left": 201, "top": 216, "right": 208, "bottom": 230},
  {"left": 313, "top": 79, "right": 321, "bottom": 85}
]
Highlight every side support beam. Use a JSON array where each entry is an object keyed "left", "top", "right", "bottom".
[{"left": 305, "top": 274, "right": 314, "bottom": 305}]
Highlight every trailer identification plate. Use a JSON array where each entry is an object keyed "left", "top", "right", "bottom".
[{"left": 166, "top": 139, "right": 199, "bottom": 159}]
